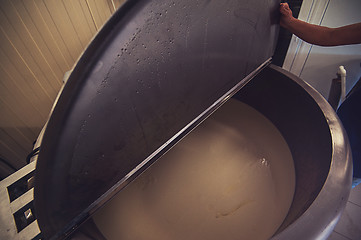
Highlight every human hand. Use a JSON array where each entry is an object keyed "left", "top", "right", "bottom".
[{"left": 279, "top": 3, "right": 294, "bottom": 28}]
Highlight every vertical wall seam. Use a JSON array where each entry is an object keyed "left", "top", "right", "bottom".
[
  {"left": 299, "top": 0, "right": 330, "bottom": 77},
  {"left": 61, "top": 0, "right": 86, "bottom": 50},
  {"left": 0, "top": 43, "right": 53, "bottom": 114},
  {"left": 0, "top": 58, "right": 48, "bottom": 120},
  {"left": 42, "top": 0, "right": 76, "bottom": 62},
  {"left": 86, "top": 0, "right": 99, "bottom": 31},
  {"left": 21, "top": 0, "right": 65, "bottom": 85},
  {"left": 33, "top": 0, "right": 72, "bottom": 69},
  {"left": 0, "top": 99, "right": 35, "bottom": 146},
  {"left": 9, "top": 1, "right": 61, "bottom": 92},
  {"left": 306, "top": 0, "right": 316, "bottom": 22},
  {"left": 110, "top": 0, "right": 117, "bottom": 13},
  {"left": 0, "top": 82, "right": 40, "bottom": 136},
  {"left": 78, "top": 1, "right": 97, "bottom": 35},
  {"left": 289, "top": 0, "right": 315, "bottom": 73},
  {"left": 69, "top": 0, "right": 93, "bottom": 48},
  {"left": 0, "top": 25, "right": 53, "bottom": 102}
]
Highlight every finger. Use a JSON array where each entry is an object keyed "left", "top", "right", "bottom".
[{"left": 280, "top": 2, "right": 290, "bottom": 10}]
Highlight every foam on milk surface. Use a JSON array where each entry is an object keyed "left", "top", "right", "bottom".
[{"left": 93, "top": 99, "right": 296, "bottom": 240}]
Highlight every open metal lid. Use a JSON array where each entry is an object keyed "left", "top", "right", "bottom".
[{"left": 34, "top": 0, "right": 280, "bottom": 238}]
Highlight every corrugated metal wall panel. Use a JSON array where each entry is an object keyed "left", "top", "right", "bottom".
[{"left": 0, "top": 0, "right": 125, "bottom": 179}]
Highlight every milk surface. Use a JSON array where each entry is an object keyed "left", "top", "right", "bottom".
[{"left": 93, "top": 99, "right": 296, "bottom": 240}]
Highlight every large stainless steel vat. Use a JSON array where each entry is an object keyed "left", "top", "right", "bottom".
[{"left": 33, "top": 0, "right": 352, "bottom": 238}]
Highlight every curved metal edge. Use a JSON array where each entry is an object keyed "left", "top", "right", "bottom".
[
  {"left": 269, "top": 65, "right": 353, "bottom": 240},
  {"left": 33, "top": 0, "right": 145, "bottom": 238}
]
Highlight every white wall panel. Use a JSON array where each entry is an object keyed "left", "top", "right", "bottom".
[
  {"left": 283, "top": 0, "right": 361, "bottom": 98},
  {"left": 0, "top": 0, "right": 125, "bottom": 179}
]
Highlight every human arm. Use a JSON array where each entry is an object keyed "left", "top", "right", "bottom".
[{"left": 279, "top": 3, "right": 361, "bottom": 46}]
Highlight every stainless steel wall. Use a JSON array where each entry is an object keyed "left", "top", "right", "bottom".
[{"left": 0, "top": 0, "right": 125, "bottom": 179}]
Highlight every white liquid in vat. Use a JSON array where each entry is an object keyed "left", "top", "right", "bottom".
[{"left": 93, "top": 99, "right": 296, "bottom": 240}]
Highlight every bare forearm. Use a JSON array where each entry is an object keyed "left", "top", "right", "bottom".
[
  {"left": 284, "top": 18, "right": 361, "bottom": 46},
  {"left": 279, "top": 2, "right": 361, "bottom": 47},
  {"left": 283, "top": 18, "right": 336, "bottom": 46}
]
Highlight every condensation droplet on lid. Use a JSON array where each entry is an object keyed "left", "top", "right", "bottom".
[{"left": 260, "top": 158, "right": 269, "bottom": 167}]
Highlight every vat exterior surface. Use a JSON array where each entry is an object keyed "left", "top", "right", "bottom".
[{"left": 34, "top": 0, "right": 280, "bottom": 238}]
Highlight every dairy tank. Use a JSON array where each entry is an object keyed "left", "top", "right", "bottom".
[{"left": 33, "top": 0, "right": 352, "bottom": 239}]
